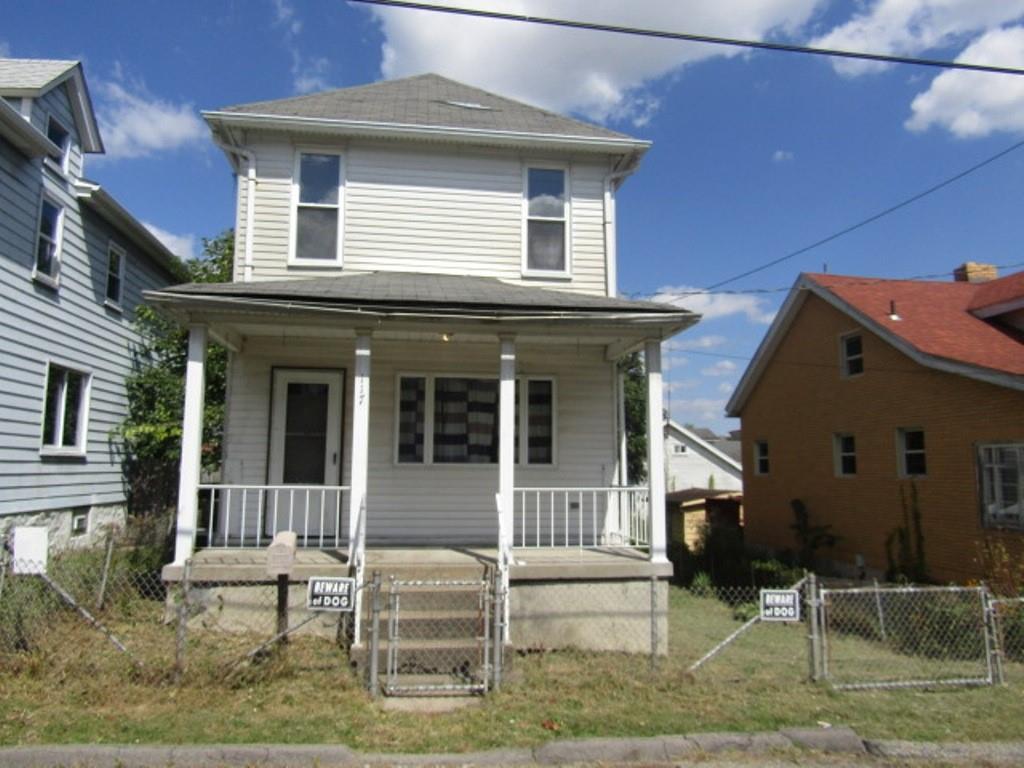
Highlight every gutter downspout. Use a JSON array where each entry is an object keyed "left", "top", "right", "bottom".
[
  {"left": 602, "top": 153, "right": 639, "bottom": 299},
  {"left": 213, "top": 136, "right": 256, "bottom": 283}
]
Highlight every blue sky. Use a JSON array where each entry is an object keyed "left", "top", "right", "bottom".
[{"left": 4, "top": 1, "right": 1024, "bottom": 433}]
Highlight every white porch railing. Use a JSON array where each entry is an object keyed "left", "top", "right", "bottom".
[
  {"left": 512, "top": 486, "right": 650, "bottom": 548},
  {"left": 198, "top": 484, "right": 350, "bottom": 549}
]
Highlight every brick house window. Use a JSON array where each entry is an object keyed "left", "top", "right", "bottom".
[
  {"left": 898, "top": 428, "right": 927, "bottom": 477},
  {"left": 754, "top": 440, "right": 770, "bottom": 475},
  {"left": 978, "top": 444, "right": 1023, "bottom": 531},
  {"left": 834, "top": 433, "right": 857, "bottom": 476},
  {"left": 840, "top": 333, "right": 864, "bottom": 377}
]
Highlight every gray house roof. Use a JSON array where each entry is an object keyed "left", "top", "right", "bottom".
[
  {"left": 153, "top": 271, "right": 691, "bottom": 316},
  {"left": 219, "top": 73, "right": 633, "bottom": 142},
  {"left": 0, "top": 58, "right": 78, "bottom": 91}
]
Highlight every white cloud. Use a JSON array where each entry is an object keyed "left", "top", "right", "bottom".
[
  {"left": 274, "top": 0, "right": 332, "bottom": 94},
  {"left": 652, "top": 286, "right": 776, "bottom": 324},
  {"left": 663, "top": 354, "right": 689, "bottom": 371},
  {"left": 0, "top": 41, "right": 11, "bottom": 58},
  {"left": 700, "top": 360, "right": 737, "bottom": 377},
  {"left": 905, "top": 26, "right": 1024, "bottom": 137},
  {"left": 668, "top": 397, "right": 728, "bottom": 422},
  {"left": 810, "top": 0, "right": 1024, "bottom": 77},
  {"left": 94, "top": 80, "right": 205, "bottom": 160},
  {"left": 143, "top": 222, "right": 197, "bottom": 260},
  {"left": 666, "top": 334, "right": 726, "bottom": 351},
  {"left": 772, "top": 149, "right": 794, "bottom": 162},
  {"left": 665, "top": 378, "right": 699, "bottom": 393},
  {"left": 718, "top": 381, "right": 736, "bottom": 394},
  {"left": 367, "top": 0, "right": 825, "bottom": 126}
]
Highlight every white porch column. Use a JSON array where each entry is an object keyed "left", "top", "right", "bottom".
[
  {"left": 173, "top": 325, "right": 208, "bottom": 565},
  {"left": 348, "top": 333, "right": 372, "bottom": 554},
  {"left": 498, "top": 336, "right": 516, "bottom": 556},
  {"left": 645, "top": 340, "right": 668, "bottom": 564}
]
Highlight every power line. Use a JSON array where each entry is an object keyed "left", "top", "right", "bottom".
[
  {"left": 700, "top": 140, "right": 1024, "bottom": 291},
  {"left": 350, "top": 0, "right": 1024, "bottom": 78}
]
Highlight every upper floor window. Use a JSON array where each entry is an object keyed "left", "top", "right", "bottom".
[
  {"left": 397, "top": 374, "right": 554, "bottom": 465},
  {"left": 834, "top": 433, "right": 857, "bottom": 476},
  {"left": 46, "top": 115, "right": 71, "bottom": 172},
  {"left": 754, "top": 440, "right": 770, "bottom": 475},
  {"left": 840, "top": 332, "right": 863, "bottom": 377},
  {"left": 291, "top": 152, "right": 343, "bottom": 266},
  {"left": 523, "top": 166, "right": 569, "bottom": 277},
  {"left": 978, "top": 444, "right": 1023, "bottom": 531},
  {"left": 41, "top": 363, "right": 90, "bottom": 455},
  {"left": 105, "top": 242, "right": 126, "bottom": 309},
  {"left": 34, "top": 196, "right": 64, "bottom": 286},
  {"left": 673, "top": 444, "right": 688, "bottom": 455},
  {"left": 898, "top": 428, "right": 927, "bottom": 477}
]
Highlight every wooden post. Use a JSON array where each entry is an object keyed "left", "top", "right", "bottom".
[
  {"left": 95, "top": 531, "right": 115, "bottom": 611},
  {"left": 645, "top": 340, "right": 668, "bottom": 564},
  {"left": 174, "top": 325, "right": 207, "bottom": 565},
  {"left": 276, "top": 574, "right": 289, "bottom": 645}
]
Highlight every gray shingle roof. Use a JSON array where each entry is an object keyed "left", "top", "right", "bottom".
[
  {"left": 0, "top": 59, "right": 77, "bottom": 92},
  {"left": 158, "top": 271, "right": 687, "bottom": 315},
  {"left": 219, "top": 73, "right": 634, "bottom": 142}
]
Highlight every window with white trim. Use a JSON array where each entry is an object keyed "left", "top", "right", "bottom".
[
  {"left": 754, "top": 440, "right": 770, "bottom": 475},
  {"left": 978, "top": 444, "right": 1023, "bottom": 531},
  {"left": 523, "top": 166, "right": 569, "bottom": 275},
  {"left": 840, "top": 333, "right": 864, "bottom": 377},
  {"left": 42, "top": 363, "right": 89, "bottom": 454},
  {"left": 673, "top": 444, "right": 687, "bottom": 455},
  {"left": 898, "top": 428, "right": 927, "bottom": 477},
  {"left": 34, "top": 196, "right": 64, "bottom": 284},
  {"left": 105, "top": 242, "right": 126, "bottom": 307},
  {"left": 292, "top": 152, "right": 343, "bottom": 265},
  {"left": 46, "top": 115, "right": 71, "bottom": 172},
  {"left": 834, "top": 433, "right": 857, "bottom": 476},
  {"left": 397, "top": 374, "right": 554, "bottom": 465}
]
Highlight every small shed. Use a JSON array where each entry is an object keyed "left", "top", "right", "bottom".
[{"left": 665, "top": 488, "right": 743, "bottom": 550}]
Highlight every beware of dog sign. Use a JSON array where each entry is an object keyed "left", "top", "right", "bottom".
[
  {"left": 760, "top": 589, "right": 801, "bottom": 622},
  {"left": 306, "top": 576, "right": 355, "bottom": 612}
]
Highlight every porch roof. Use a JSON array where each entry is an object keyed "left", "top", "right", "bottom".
[{"left": 145, "top": 272, "right": 698, "bottom": 343}]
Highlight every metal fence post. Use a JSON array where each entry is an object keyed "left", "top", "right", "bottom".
[
  {"left": 492, "top": 572, "right": 503, "bottom": 691},
  {"left": 806, "top": 572, "right": 821, "bottom": 682},
  {"left": 174, "top": 559, "right": 191, "bottom": 685},
  {"left": 983, "top": 587, "right": 1005, "bottom": 686},
  {"left": 649, "top": 575, "right": 658, "bottom": 673},
  {"left": 95, "top": 531, "right": 115, "bottom": 611},
  {"left": 368, "top": 571, "right": 382, "bottom": 698},
  {"left": 873, "top": 578, "right": 887, "bottom": 642}
]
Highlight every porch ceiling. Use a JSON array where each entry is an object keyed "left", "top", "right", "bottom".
[{"left": 145, "top": 272, "right": 699, "bottom": 355}]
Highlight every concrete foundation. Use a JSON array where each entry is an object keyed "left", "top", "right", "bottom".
[
  {"left": 1, "top": 503, "right": 126, "bottom": 553},
  {"left": 509, "top": 578, "right": 668, "bottom": 655}
]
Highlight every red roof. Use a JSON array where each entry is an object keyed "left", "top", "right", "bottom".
[{"left": 805, "top": 272, "right": 1024, "bottom": 377}]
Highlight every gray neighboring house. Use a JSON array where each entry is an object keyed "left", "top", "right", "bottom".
[{"left": 0, "top": 58, "right": 186, "bottom": 549}]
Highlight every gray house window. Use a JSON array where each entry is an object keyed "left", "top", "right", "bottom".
[
  {"left": 42, "top": 363, "right": 89, "bottom": 454},
  {"left": 46, "top": 115, "right": 71, "bottom": 171},
  {"left": 34, "top": 197, "right": 64, "bottom": 284},
  {"left": 106, "top": 242, "right": 126, "bottom": 307}
]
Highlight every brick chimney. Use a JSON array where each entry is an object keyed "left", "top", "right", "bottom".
[{"left": 953, "top": 262, "right": 998, "bottom": 283}]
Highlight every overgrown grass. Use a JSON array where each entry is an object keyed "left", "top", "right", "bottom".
[{"left": 1, "top": 587, "right": 1023, "bottom": 749}]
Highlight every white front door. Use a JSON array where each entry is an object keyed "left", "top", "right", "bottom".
[{"left": 266, "top": 368, "right": 345, "bottom": 542}]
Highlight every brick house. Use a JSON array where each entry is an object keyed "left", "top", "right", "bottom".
[{"left": 726, "top": 263, "right": 1024, "bottom": 583}]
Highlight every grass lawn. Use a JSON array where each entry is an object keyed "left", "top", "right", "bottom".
[{"left": 1, "top": 587, "right": 1023, "bottom": 750}]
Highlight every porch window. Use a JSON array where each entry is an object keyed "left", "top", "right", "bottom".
[
  {"left": 397, "top": 374, "right": 554, "bottom": 465},
  {"left": 978, "top": 444, "right": 1023, "bottom": 530},
  {"left": 523, "top": 166, "right": 569, "bottom": 276},
  {"left": 291, "top": 151, "right": 343, "bottom": 265},
  {"left": 41, "top": 363, "right": 89, "bottom": 455}
]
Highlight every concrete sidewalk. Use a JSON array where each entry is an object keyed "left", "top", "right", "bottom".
[{"left": 2, "top": 728, "right": 1024, "bottom": 767}]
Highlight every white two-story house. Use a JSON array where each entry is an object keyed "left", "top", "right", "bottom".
[
  {"left": 148, "top": 74, "right": 696, "bottom": 650},
  {"left": 0, "top": 59, "right": 185, "bottom": 549}
]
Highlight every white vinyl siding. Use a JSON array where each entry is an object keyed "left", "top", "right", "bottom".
[
  {"left": 234, "top": 138, "right": 609, "bottom": 294},
  {"left": 221, "top": 337, "right": 617, "bottom": 545},
  {"left": 0, "top": 135, "right": 180, "bottom": 516}
]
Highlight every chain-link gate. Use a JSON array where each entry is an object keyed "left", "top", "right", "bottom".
[
  {"left": 364, "top": 569, "right": 505, "bottom": 697},
  {"left": 990, "top": 597, "right": 1024, "bottom": 685},
  {"left": 818, "top": 585, "right": 995, "bottom": 690}
]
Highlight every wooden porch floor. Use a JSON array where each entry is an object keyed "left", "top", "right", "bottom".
[{"left": 162, "top": 546, "right": 671, "bottom": 582}]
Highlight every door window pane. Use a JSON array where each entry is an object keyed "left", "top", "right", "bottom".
[{"left": 282, "top": 382, "right": 329, "bottom": 484}]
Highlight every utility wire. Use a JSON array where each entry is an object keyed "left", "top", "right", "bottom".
[
  {"left": 350, "top": 0, "right": 1024, "bottom": 78},
  {"left": 701, "top": 140, "right": 1024, "bottom": 291}
]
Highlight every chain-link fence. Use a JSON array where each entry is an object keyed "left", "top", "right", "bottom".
[{"left": 991, "top": 597, "right": 1024, "bottom": 686}]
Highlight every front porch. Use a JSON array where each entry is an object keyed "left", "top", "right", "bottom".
[{"left": 147, "top": 272, "right": 696, "bottom": 608}]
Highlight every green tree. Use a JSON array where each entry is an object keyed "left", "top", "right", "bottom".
[
  {"left": 620, "top": 351, "right": 648, "bottom": 483},
  {"left": 117, "top": 230, "right": 233, "bottom": 518}
]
